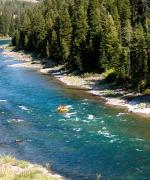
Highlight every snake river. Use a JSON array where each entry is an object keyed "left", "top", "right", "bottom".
[{"left": 0, "top": 40, "right": 150, "bottom": 179}]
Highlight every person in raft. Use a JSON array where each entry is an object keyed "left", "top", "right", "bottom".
[{"left": 57, "top": 105, "right": 69, "bottom": 113}]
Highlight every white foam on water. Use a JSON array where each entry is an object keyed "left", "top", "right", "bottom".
[
  {"left": 102, "top": 127, "right": 107, "bottom": 130},
  {"left": 7, "top": 119, "right": 24, "bottom": 123},
  {"left": 58, "top": 119, "right": 67, "bottom": 122},
  {"left": 98, "top": 130, "right": 109, "bottom": 136},
  {"left": 69, "top": 112, "right": 77, "bottom": 116},
  {"left": 136, "top": 149, "right": 143, "bottom": 152},
  {"left": 66, "top": 105, "right": 73, "bottom": 109},
  {"left": 19, "top": 105, "right": 30, "bottom": 111},
  {"left": 100, "top": 120, "right": 105, "bottom": 124},
  {"left": 73, "top": 128, "right": 82, "bottom": 132},
  {"left": 66, "top": 140, "right": 70, "bottom": 143},
  {"left": 82, "top": 120, "right": 90, "bottom": 123},
  {"left": 0, "top": 100, "right": 7, "bottom": 102},
  {"left": 81, "top": 102, "right": 89, "bottom": 105},
  {"left": 135, "top": 138, "right": 144, "bottom": 142},
  {"left": 64, "top": 114, "right": 71, "bottom": 118},
  {"left": 64, "top": 112, "right": 77, "bottom": 118},
  {"left": 120, "top": 119, "right": 127, "bottom": 122},
  {"left": 98, "top": 128, "right": 116, "bottom": 138},
  {"left": 117, "top": 113, "right": 128, "bottom": 117},
  {"left": 88, "top": 114, "right": 95, "bottom": 120},
  {"left": 131, "top": 138, "right": 144, "bottom": 142},
  {"left": 74, "top": 117, "right": 80, "bottom": 122},
  {"left": 109, "top": 138, "right": 120, "bottom": 144}
]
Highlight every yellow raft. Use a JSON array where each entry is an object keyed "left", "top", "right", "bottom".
[{"left": 57, "top": 105, "right": 70, "bottom": 113}]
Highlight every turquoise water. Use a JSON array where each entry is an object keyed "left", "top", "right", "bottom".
[{"left": 0, "top": 40, "right": 150, "bottom": 179}]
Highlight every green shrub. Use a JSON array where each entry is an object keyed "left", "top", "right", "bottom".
[
  {"left": 105, "top": 72, "right": 117, "bottom": 83},
  {"left": 138, "top": 80, "right": 146, "bottom": 93},
  {"left": 144, "top": 89, "right": 150, "bottom": 95},
  {"left": 102, "top": 68, "right": 115, "bottom": 78}
]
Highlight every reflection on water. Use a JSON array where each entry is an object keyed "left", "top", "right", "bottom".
[{"left": 0, "top": 41, "right": 150, "bottom": 179}]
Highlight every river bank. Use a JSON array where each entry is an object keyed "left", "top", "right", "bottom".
[
  {"left": 2, "top": 46, "right": 150, "bottom": 117},
  {"left": 0, "top": 37, "right": 11, "bottom": 40},
  {"left": 0, "top": 156, "right": 63, "bottom": 180}
]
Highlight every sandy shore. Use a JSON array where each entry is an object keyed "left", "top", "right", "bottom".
[
  {"left": 2, "top": 46, "right": 150, "bottom": 117},
  {"left": 2, "top": 47, "right": 42, "bottom": 70}
]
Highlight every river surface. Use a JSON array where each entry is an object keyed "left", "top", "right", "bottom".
[{"left": 0, "top": 40, "right": 150, "bottom": 179}]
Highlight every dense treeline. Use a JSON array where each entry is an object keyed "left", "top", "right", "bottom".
[
  {"left": 12, "top": 0, "right": 150, "bottom": 91},
  {"left": 0, "top": 0, "right": 32, "bottom": 37}
]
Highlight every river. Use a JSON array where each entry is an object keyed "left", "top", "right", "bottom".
[{"left": 0, "top": 40, "right": 150, "bottom": 179}]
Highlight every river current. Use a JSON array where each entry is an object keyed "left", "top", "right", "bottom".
[{"left": 0, "top": 40, "right": 150, "bottom": 179}]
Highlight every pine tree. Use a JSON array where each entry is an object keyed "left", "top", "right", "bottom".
[
  {"left": 69, "top": 0, "right": 88, "bottom": 71},
  {"left": 102, "top": 14, "right": 120, "bottom": 71},
  {"left": 19, "top": 12, "right": 31, "bottom": 50},
  {"left": 59, "top": 6, "right": 72, "bottom": 62},
  {"left": 12, "top": 29, "right": 20, "bottom": 47},
  {"left": 130, "top": 26, "right": 148, "bottom": 91},
  {"left": 30, "top": 8, "right": 47, "bottom": 55},
  {"left": 86, "top": 0, "right": 101, "bottom": 71}
]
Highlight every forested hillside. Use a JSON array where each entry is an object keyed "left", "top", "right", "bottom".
[
  {"left": 0, "top": 0, "right": 34, "bottom": 37},
  {"left": 12, "top": 0, "right": 150, "bottom": 92}
]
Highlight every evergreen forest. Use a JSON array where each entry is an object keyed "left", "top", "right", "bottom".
[
  {"left": 0, "top": 0, "right": 33, "bottom": 37},
  {"left": 7, "top": 0, "right": 150, "bottom": 91}
]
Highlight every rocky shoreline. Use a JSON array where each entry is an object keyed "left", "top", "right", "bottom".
[{"left": 2, "top": 46, "right": 150, "bottom": 117}]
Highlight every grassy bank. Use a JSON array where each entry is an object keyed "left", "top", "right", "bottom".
[{"left": 0, "top": 156, "right": 63, "bottom": 180}]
